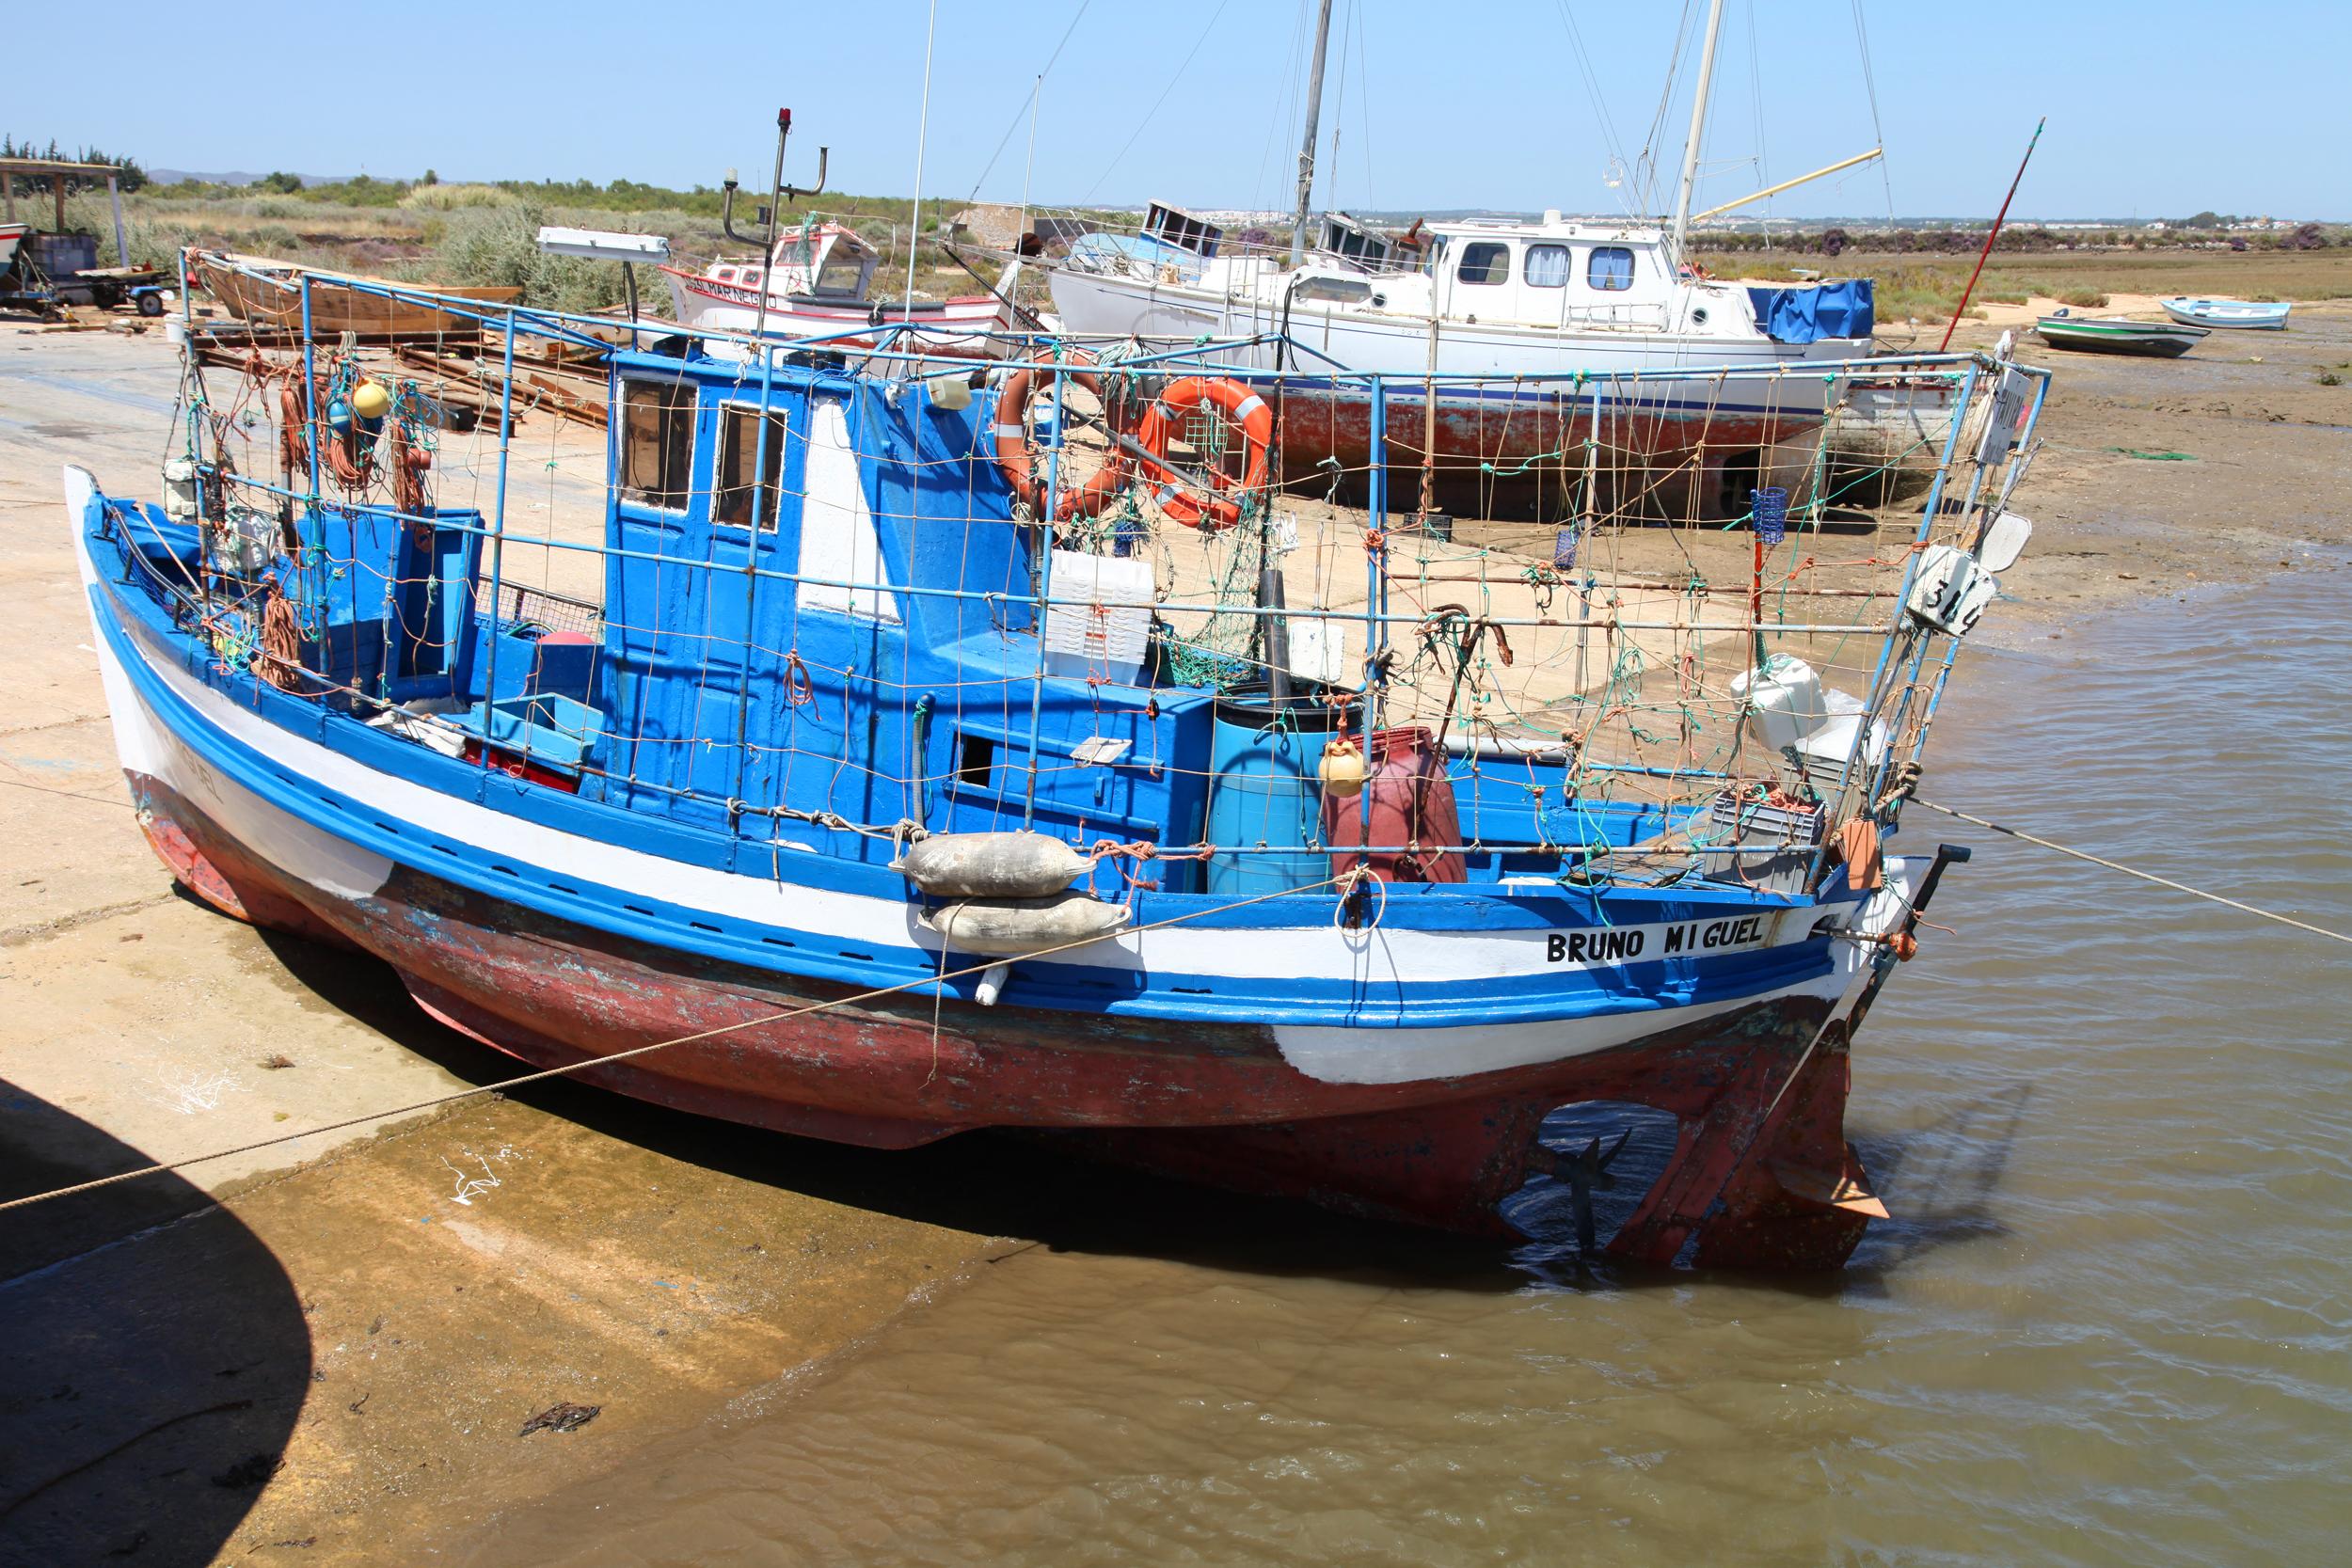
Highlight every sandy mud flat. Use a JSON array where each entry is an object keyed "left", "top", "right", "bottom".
[{"left": 0, "top": 302, "right": 2344, "bottom": 1563}]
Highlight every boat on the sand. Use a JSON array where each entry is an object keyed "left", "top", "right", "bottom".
[
  {"left": 195, "top": 253, "right": 521, "bottom": 338},
  {"left": 660, "top": 219, "right": 1017, "bottom": 354},
  {"left": 2031, "top": 310, "right": 2207, "bottom": 357},
  {"left": 66, "top": 247, "right": 2055, "bottom": 1268},
  {"left": 2160, "top": 296, "right": 2290, "bottom": 330}
]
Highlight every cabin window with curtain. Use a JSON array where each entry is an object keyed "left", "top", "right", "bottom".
[
  {"left": 1588, "top": 245, "right": 1636, "bottom": 291},
  {"left": 618, "top": 378, "right": 695, "bottom": 511},
  {"left": 1456, "top": 242, "right": 1510, "bottom": 286},
  {"left": 715, "top": 404, "right": 791, "bottom": 531},
  {"left": 1523, "top": 244, "right": 1571, "bottom": 288}
]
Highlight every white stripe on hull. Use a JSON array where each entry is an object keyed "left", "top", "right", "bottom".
[
  {"left": 1272, "top": 860, "right": 1915, "bottom": 1084},
  {"left": 68, "top": 465, "right": 1915, "bottom": 1087}
]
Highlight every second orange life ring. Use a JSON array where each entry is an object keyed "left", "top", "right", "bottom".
[
  {"left": 1132, "top": 376, "right": 1273, "bottom": 531},
  {"left": 991, "top": 355, "right": 1131, "bottom": 522}
]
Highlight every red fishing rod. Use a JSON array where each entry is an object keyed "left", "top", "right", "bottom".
[{"left": 1939, "top": 117, "right": 2047, "bottom": 352}]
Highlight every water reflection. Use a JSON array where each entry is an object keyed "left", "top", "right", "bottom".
[{"left": 456, "top": 564, "right": 2352, "bottom": 1567}]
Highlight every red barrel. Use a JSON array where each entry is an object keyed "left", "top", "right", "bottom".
[{"left": 1321, "top": 726, "right": 1467, "bottom": 884}]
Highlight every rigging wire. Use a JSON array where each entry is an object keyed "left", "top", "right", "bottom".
[
  {"left": 1910, "top": 800, "right": 2352, "bottom": 947},
  {"left": 1251, "top": 0, "right": 1314, "bottom": 218},
  {"left": 1745, "top": 0, "right": 1771, "bottom": 247},
  {"left": 1552, "top": 0, "right": 1629, "bottom": 209},
  {"left": 1352, "top": 0, "right": 1375, "bottom": 214},
  {"left": 1083, "top": 0, "right": 1238, "bottom": 203},
  {"left": 1324, "top": 0, "right": 1353, "bottom": 214},
  {"left": 1634, "top": 0, "right": 1704, "bottom": 214},
  {"left": 962, "top": 0, "right": 1094, "bottom": 204},
  {"left": 904, "top": 0, "right": 940, "bottom": 321},
  {"left": 1850, "top": 0, "right": 1896, "bottom": 219}
]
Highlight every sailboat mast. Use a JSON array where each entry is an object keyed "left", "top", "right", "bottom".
[
  {"left": 1667, "top": 0, "right": 1728, "bottom": 268},
  {"left": 1289, "top": 0, "right": 1338, "bottom": 265}
]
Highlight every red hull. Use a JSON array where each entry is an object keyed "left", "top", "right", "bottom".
[
  {"left": 1248, "top": 386, "right": 1819, "bottom": 517},
  {"left": 129, "top": 772, "right": 1875, "bottom": 1264}
]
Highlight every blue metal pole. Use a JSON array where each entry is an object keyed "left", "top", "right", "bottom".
[
  {"left": 732, "top": 331, "right": 785, "bottom": 819},
  {"left": 1902, "top": 366, "right": 2056, "bottom": 797},
  {"left": 1022, "top": 359, "right": 1068, "bottom": 826},
  {"left": 478, "top": 309, "right": 518, "bottom": 777},
  {"left": 1360, "top": 373, "right": 1388, "bottom": 840},
  {"left": 298, "top": 276, "right": 321, "bottom": 503},
  {"left": 1802, "top": 357, "right": 1982, "bottom": 887}
]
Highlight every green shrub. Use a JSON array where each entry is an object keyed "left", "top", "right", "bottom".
[
  {"left": 400, "top": 182, "right": 519, "bottom": 212},
  {"left": 432, "top": 200, "right": 638, "bottom": 311}
]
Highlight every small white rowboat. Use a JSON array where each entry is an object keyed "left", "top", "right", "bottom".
[{"left": 2161, "top": 296, "right": 2291, "bottom": 330}]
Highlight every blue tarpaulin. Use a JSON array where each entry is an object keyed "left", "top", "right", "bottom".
[{"left": 1745, "top": 279, "right": 1875, "bottom": 343}]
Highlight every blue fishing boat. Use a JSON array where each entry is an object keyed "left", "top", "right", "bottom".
[
  {"left": 65, "top": 245, "right": 2052, "bottom": 1267},
  {"left": 2161, "top": 296, "right": 2291, "bottom": 330}
]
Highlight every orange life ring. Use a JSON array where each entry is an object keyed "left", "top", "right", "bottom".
[
  {"left": 991, "top": 354, "right": 1130, "bottom": 521},
  {"left": 1131, "top": 376, "right": 1272, "bottom": 531}
]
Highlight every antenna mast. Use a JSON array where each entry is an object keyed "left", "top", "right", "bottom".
[
  {"left": 1289, "top": 0, "right": 1337, "bottom": 265},
  {"left": 1668, "top": 0, "right": 1728, "bottom": 268}
]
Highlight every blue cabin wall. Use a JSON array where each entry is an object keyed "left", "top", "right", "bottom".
[
  {"left": 302, "top": 501, "right": 484, "bottom": 708},
  {"left": 550, "top": 352, "right": 1224, "bottom": 878}
]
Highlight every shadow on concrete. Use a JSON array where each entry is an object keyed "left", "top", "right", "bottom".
[
  {"left": 0, "top": 1079, "right": 312, "bottom": 1566},
  {"left": 246, "top": 926, "right": 1538, "bottom": 1297},
  {"left": 252, "top": 923, "right": 1985, "bottom": 1302}
]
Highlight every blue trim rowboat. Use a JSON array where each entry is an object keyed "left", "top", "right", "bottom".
[{"left": 2161, "top": 296, "right": 2291, "bottom": 330}]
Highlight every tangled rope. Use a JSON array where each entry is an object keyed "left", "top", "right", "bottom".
[{"left": 258, "top": 576, "right": 306, "bottom": 694}]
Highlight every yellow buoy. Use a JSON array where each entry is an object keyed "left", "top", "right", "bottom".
[
  {"left": 1318, "top": 736, "right": 1367, "bottom": 799},
  {"left": 350, "top": 380, "right": 392, "bottom": 421}
]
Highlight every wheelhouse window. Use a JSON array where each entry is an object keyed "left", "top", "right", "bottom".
[
  {"left": 715, "top": 404, "right": 790, "bottom": 531},
  {"left": 1456, "top": 242, "right": 1510, "bottom": 286},
  {"left": 1293, "top": 276, "right": 1375, "bottom": 305},
  {"left": 618, "top": 377, "right": 695, "bottom": 510},
  {"left": 1588, "top": 245, "right": 1636, "bottom": 292},
  {"left": 1523, "top": 244, "right": 1571, "bottom": 288},
  {"left": 814, "top": 248, "right": 872, "bottom": 298}
]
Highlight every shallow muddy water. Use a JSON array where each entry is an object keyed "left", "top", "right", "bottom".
[{"left": 457, "top": 563, "right": 2352, "bottom": 1567}]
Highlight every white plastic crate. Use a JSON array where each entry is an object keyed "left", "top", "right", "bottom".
[{"left": 1043, "top": 549, "right": 1155, "bottom": 686}]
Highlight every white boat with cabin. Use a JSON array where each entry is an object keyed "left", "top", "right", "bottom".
[
  {"left": 661, "top": 220, "right": 1018, "bottom": 353},
  {"left": 1041, "top": 0, "right": 1881, "bottom": 515}
]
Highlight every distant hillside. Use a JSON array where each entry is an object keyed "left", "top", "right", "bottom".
[{"left": 150, "top": 169, "right": 352, "bottom": 189}]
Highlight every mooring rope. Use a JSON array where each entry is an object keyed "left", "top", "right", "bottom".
[
  {"left": 1912, "top": 798, "right": 2351, "bottom": 945},
  {"left": 0, "top": 873, "right": 1348, "bottom": 1217}
]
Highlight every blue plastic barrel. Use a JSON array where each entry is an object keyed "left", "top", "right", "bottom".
[{"left": 1203, "top": 687, "right": 1359, "bottom": 895}]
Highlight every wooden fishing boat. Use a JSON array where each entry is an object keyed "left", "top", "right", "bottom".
[
  {"left": 2161, "top": 295, "right": 2290, "bottom": 330},
  {"left": 195, "top": 254, "right": 520, "bottom": 338},
  {"left": 67, "top": 247, "right": 2058, "bottom": 1270},
  {"left": 2031, "top": 311, "right": 2207, "bottom": 357}
]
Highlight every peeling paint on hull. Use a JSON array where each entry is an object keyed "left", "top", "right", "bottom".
[{"left": 130, "top": 771, "right": 1879, "bottom": 1262}]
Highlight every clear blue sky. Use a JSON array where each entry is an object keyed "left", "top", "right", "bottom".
[{"left": 11, "top": 1, "right": 2346, "bottom": 220}]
